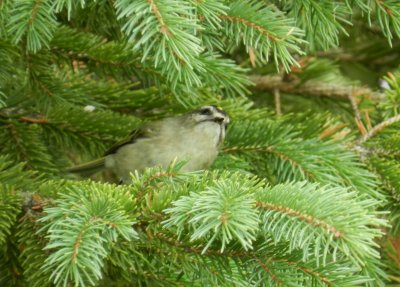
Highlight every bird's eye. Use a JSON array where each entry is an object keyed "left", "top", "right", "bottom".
[{"left": 200, "top": 108, "right": 212, "bottom": 115}]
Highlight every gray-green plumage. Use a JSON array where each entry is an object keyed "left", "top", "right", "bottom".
[
  {"left": 66, "top": 158, "right": 105, "bottom": 177},
  {"left": 67, "top": 105, "right": 230, "bottom": 183}
]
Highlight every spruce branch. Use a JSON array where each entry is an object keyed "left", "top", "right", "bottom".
[
  {"left": 17, "top": 212, "right": 52, "bottom": 287},
  {"left": 150, "top": 224, "right": 365, "bottom": 286},
  {"left": 0, "top": 1, "right": 11, "bottom": 37},
  {"left": 0, "top": 232, "right": 24, "bottom": 285},
  {"left": 0, "top": 185, "right": 21, "bottom": 247},
  {"left": 344, "top": 0, "right": 400, "bottom": 45},
  {"left": 256, "top": 182, "right": 386, "bottom": 266},
  {"left": 0, "top": 122, "right": 57, "bottom": 174},
  {"left": 0, "top": 155, "right": 39, "bottom": 188},
  {"left": 370, "top": 157, "right": 400, "bottom": 201},
  {"left": 197, "top": 53, "right": 251, "bottom": 97},
  {"left": 51, "top": 26, "right": 134, "bottom": 62},
  {"left": 222, "top": 1, "right": 305, "bottom": 71},
  {"left": 0, "top": 40, "right": 19, "bottom": 83},
  {"left": 7, "top": 0, "right": 58, "bottom": 52},
  {"left": 284, "top": 1, "right": 351, "bottom": 50},
  {"left": 223, "top": 119, "right": 381, "bottom": 198},
  {"left": 0, "top": 165, "right": 387, "bottom": 286},
  {"left": 164, "top": 175, "right": 261, "bottom": 253},
  {"left": 189, "top": 0, "right": 228, "bottom": 29},
  {"left": 256, "top": 201, "right": 342, "bottom": 239},
  {"left": 1, "top": 0, "right": 399, "bottom": 285},
  {"left": 51, "top": 26, "right": 251, "bottom": 101},
  {"left": 382, "top": 237, "right": 400, "bottom": 283},
  {"left": 273, "top": 88, "right": 282, "bottom": 116},
  {"left": 39, "top": 182, "right": 138, "bottom": 287},
  {"left": 373, "top": 0, "right": 400, "bottom": 46},
  {"left": 379, "top": 71, "right": 400, "bottom": 118},
  {"left": 115, "top": 0, "right": 204, "bottom": 88},
  {"left": 0, "top": 91, "right": 6, "bottom": 109},
  {"left": 358, "top": 114, "right": 400, "bottom": 144},
  {"left": 360, "top": 257, "right": 389, "bottom": 287},
  {"left": 45, "top": 106, "right": 142, "bottom": 143},
  {"left": 368, "top": 156, "right": 400, "bottom": 235},
  {"left": 50, "top": 26, "right": 146, "bottom": 78},
  {"left": 249, "top": 74, "right": 383, "bottom": 100},
  {"left": 52, "top": 0, "right": 86, "bottom": 19},
  {"left": 348, "top": 91, "right": 362, "bottom": 123},
  {"left": 159, "top": 169, "right": 386, "bottom": 283},
  {"left": 250, "top": 248, "right": 370, "bottom": 287},
  {"left": 26, "top": 72, "right": 103, "bottom": 112},
  {"left": 59, "top": 75, "right": 169, "bottom": 113}
]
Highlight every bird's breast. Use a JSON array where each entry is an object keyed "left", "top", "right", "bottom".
[{"left": 166, "top": 123, "right": 221, "bottom": 170}]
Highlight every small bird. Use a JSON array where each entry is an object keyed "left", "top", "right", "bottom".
[{"left": 67, "top": 105, "right": 230, "bottom": 183}]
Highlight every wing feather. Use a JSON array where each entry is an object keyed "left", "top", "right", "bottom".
[{"left": 104, "top": 121, "right": 162, "bottom": 155}]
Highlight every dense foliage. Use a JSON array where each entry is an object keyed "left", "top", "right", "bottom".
[{"left": 1, "top": 0, "right": 400, "bottom": 286}]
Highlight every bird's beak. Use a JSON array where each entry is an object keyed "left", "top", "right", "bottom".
[{"left": 214, "top": 117, "right": 225, "bottom": 124}]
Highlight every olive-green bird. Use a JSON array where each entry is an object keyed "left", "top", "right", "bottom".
[{"left": 67, "top": 105, "right": 230, "bottom": 183}]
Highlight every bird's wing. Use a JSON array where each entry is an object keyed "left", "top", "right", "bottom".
[{"left": 104, "top": 123, "right": 159, "bottom": 156}]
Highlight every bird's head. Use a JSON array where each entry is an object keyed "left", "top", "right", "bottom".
[{"left": 190, "top": 105, "right": 230, "bottom": 127}]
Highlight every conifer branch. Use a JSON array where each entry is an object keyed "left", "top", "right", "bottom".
[
  {"left": 40, "top": 182, "right": 138, "bottom": 287},
  {"left": 147, "top": 0, "right": 169, "bottom": 35},
  {"left": 249, "top": 74, "right": 383, "bottom": 100},
  {"left": 153, "top": 224, "right": 366, "bottom": 286},
  {"left": 256, "top": 182, "right": 385, "bottom": 266},
  {"left": 190, "top": 0, "right": 228, "bottom": 29},
  {"left": 223, "top": 144, "right": 316, "bottom": 180},
  {"left": 274, "top": 88, "right": 282, "bottom": 116},
  {"left": 373, "top": 0, "right": 400, "bottom": 45},
  {"left": 1, "top": 0, "right": 400, "bottom": 285},
  {"left": 0, "top": 185, "right": 21, "bottom": 246},
  {"left": 0, "top": 155, "right": 40, "bottom": 188},
  {"left": 17, "top": 212, "right": 52, "bottom": 287},
  {"left": 28, "top": 0, "right": 41, "bottom": 26},
  {"left": 348, "top": 92, "right": 362, "bottom": 123},
  {"left": 222, "top": 1, "right": 305, "bottom": 71},
  {"left": 220, "top": 15, "right": 279, "bottom": 42},
  {"left": 358, "top": 114, "right": 400, "bottom": 144},
  {"left": 223, "top": 120, "right": 381, "bottom": 198},
  {"left": 286, "top": 1, "right": 350, "bottom": 50},
  {"left": 0, "top": 122, "right": 57, "bottom": 174},
  {"left": 115, "top": 0, "right": 204, "bottom": 88},
  {"left": 256, "top": 201, "right": 342, "bottom": 238},
  {"left": 7, "top": 0, "right": 58, "bottom": 52}
]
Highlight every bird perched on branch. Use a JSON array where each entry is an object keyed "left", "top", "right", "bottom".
[{"left": 67, "top": 105, "right": 230, "bottom": 183}]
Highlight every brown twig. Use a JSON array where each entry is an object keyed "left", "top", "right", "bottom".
[
  {"left": 358, "top": 114, "right": 400, "bottom": 145},
  {"left": 248, "top": 46, "right": 256, "bottom": 67},
  {"left": 273, "top": 88, "right": 281, "bottom": 116},
  {"left": 255, "top": 258, "right": 283, "bottom": 285},
  {"left": 286, "top": 261, "right": 333, "bottom": 286},
  {"left": 147, "top": 0, "right": 170, "bottom": 35},
  {"left": 28, "top": 0, "right": 42, "bottom": 26},
  {"left": 219, "top": 15, "right": 279, "bottom": 42},
  {"left": 364, "top": 110, "right": 373, "bottom": 129},
  {"left": 355, "top": 117, "right": 368, "bottom": 136},
  {"left": 20, "top": 116, "right": 48, "bottom": 123},
  {"left": 348, "top": 90, "right": 370, "bottom": 136},
  {"left": 249, "top": 75, "right": 384, "bottom": 101},
  {"left": 256, "top": 201, "right": 343, "bottom": 238},
  {"left": 319, "top": 123, "right": 347, "bottom": 140},
  {"left": 348, "top": 90, "right": 362, "bottom": 122}
]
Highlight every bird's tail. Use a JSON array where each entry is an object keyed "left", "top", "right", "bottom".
[{"left": 66, "top": 158, "right": 106, "bottom": 177}]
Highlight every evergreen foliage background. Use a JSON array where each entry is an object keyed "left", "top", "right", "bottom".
[{"left": 1, "top": 0, "right": 400, "bottom": 286}]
